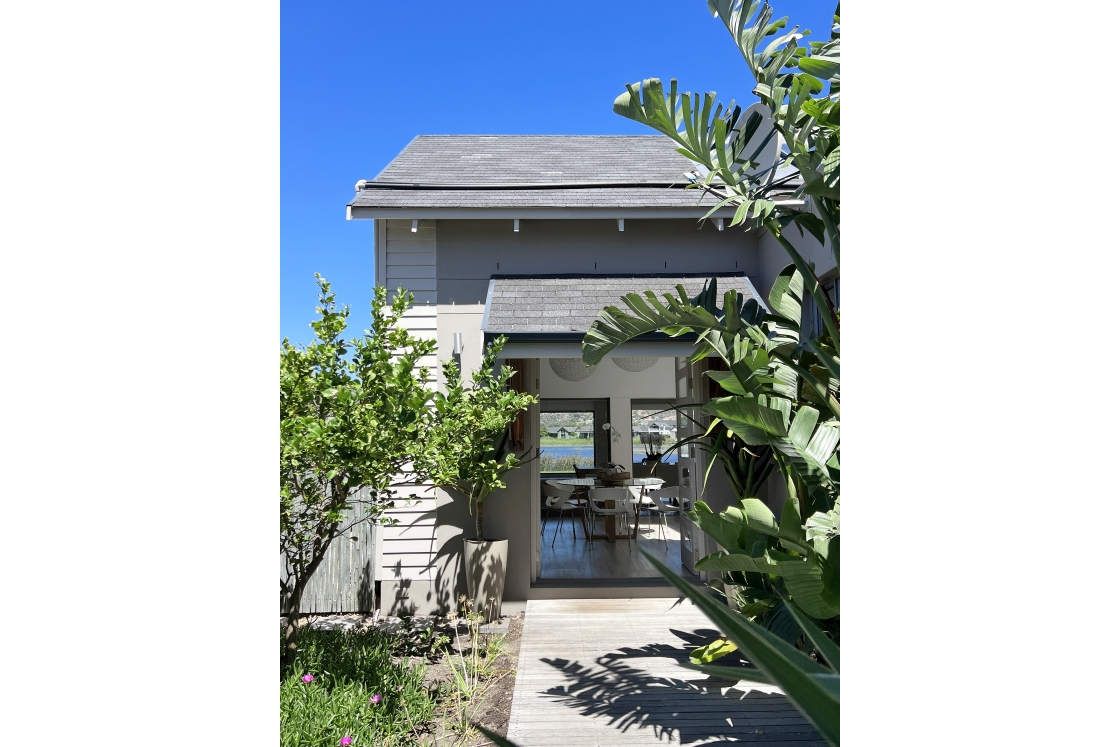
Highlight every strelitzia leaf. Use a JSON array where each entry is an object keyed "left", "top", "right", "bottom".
[
  {"left": 780, "top": 597, "right": 840, "bottom": 672},
  {"left": 641, "top": 550, "right": 839, "bottom": 746},
  {"left": 690, "top": 636, "right": 738, "bottom": 665}
]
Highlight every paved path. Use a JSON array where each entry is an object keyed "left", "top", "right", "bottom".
[{"left": 507, "top": 598, "right": 828, "bottom": 746}]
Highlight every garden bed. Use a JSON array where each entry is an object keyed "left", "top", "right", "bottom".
[{"left": 281, "top": 610, "right": 523, "bottom": 746}]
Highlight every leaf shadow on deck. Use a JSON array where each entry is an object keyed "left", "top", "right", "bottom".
[{"left": 535, "top": 628, "right": 827, "bottom": 745}]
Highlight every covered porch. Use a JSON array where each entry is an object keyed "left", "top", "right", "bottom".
[{"left": 483, "top": 273, "right": 766, "bottom": 594}]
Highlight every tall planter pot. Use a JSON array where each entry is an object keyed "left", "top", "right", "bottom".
[{"left": 463, "top": 539, "right": 508, "bottom": 623}]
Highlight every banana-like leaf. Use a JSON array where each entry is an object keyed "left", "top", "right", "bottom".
[
  {"left": 724, "top": 497, "right": 780, "bottom": 535},
  {"left": 781, "top": 597, "right": 839, "bottom": 673},
  {"left": 703, "top": 396, "right": 789, "bottom": 439},
  {"left": 582, "top": 284, "right": 722, "bottom": 366},
  {"left": 642, "top": 550, "right": 839, "bottom": 746},
  {"left": 690, "top": 636, "right": 738, "bottom": 665},
  {"left": 768, "top": 265, "right": 805, "bottom": 325},
  {"left": 805, "top": 506, "right": 840, "bottom": 542},
  {"left": 696, "top": 551, "right": 780, "bottom": 574},
  {"left": 689, "top": 501, "right": 750, "bottom": 553},
  {"left": 685, "top": 661, "right": 775, "bottom": 685},
  {"left": 705, "top": 369, "right": 748, "bottom": 396},
  {"left": 774, "top": 556, "right": 840, "bottom": 620}
]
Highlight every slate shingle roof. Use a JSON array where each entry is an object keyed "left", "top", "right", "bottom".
[
  {"left": 483, "top": 274, "right": 761, "bottom": 333},
  {"left": 350, "top": 135, "right": 726, "bottom": 210}
]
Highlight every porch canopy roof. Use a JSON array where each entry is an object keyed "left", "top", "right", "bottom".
[{"left": 481, "top": 272, "right": 766, "bottom": 358}]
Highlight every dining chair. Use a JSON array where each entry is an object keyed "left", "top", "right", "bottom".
[
  {"left": 644, "top": 487, "right": 680, "bottom": 542},
  {"left": 546, "top": 479, "right": 587, "bottom": 529},
  {"left": 541, "top": 481, "right": 580, "bottom": 546},
  {"left": 588, "top": 487, "right": 633, "bottom": 552},
  {"left": 626, "top": 485, "right": 651, "bottom": 533}
]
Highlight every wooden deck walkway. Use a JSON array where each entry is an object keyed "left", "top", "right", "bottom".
[{"left": 507, "top": 598, "right": 828, "bottom": 746}]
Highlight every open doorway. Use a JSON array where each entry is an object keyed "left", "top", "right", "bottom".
[{"left": 536, "top": 393, "right": 690, "bottom": 581}]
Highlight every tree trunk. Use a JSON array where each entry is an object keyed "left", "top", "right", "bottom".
[
  {"left": 475, "top": 499, "right": 484, "bottom": 541},
  {"left": 282, "top": 578, "right": 308, "bottom": 668},
  {"left": 282, "top": 533, "right": 334, "bottom": 668}
]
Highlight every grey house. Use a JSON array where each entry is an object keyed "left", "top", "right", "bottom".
[{"left": 347, "top": 135, "right": 836, "bottom": 615}]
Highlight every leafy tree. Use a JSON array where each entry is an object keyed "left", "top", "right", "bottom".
[
  {"left": 280, "top": 277, "right": 435, "bottom": 665},
  {"left": 423, "top": 337, "right": 538, "bottom": 541},
  {"left": 582, "top": 2, "right": 841, "bottom": 742}
]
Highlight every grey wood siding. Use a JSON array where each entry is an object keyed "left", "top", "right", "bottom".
[{"left": 384, "top": 219, "right": 437, "bottom": 305}]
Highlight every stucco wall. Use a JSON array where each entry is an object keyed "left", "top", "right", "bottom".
[
  {"left": 757, "top": 224, "right": 835, "bottom": 299},
  {"left": 539, "top": 355, "right": 675, "bottom": 400}
]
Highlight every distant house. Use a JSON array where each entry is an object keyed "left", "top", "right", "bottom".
[
  {"left": 575, "top": 428, "right": 594, "bottom": 439},
  {"left": 547, "top": 426, "right": 575, "bottom": 439}
]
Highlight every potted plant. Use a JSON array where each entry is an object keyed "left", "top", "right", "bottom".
[{"left": 426, "top": 336, "right": 537, "bottom": 621}]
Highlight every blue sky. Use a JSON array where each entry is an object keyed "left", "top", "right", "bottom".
[{"left": 281, "top": 0, "right": 837, "bottom": 345}]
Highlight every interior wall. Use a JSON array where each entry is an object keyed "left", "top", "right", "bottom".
[{"left": 539, "top": 355, "right": 675, "bottom": 399}]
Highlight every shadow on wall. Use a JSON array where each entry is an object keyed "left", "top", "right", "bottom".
[
  {"left": 356, "top": 561, "right": 374, "bottom": 612},
  {"left": 386, "top": 487, "right": 473, "bottom": 618},
  {"left": 386, "top": 473, "right": 531, "bottom": 618},
  {"left": 386, "top": 559, "right": 418, "bottom": 617},
  {"left": 532, "top": 628, "right": 827, "bottom": 745}
]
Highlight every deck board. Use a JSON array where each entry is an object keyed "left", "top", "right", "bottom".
[{"left": 508, "top": 598, "right": 829, "bottom": 746}]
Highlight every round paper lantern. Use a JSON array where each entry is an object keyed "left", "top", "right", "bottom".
[
  {"left": 549, "top": 357, "right": 595, "bottom": 382},
  {"left": 611, "top": 356, "right": 659, "bottom": 373}
]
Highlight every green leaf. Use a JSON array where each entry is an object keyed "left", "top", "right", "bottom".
[
  {"left": 767, "top": 265, "right": 804, "bottom": 325},
  {"left": 780, "top": 597, "right": 840, "bottom": 672},
  {"left": 695, "top": 551, "right": 780, "bottom": 574},
  {"left": 723, "top": 498, "right": 781, "bottom": 537},
  {"left": 640, "top": 550, "right": 839, "bottom": 746},
  {"left": 774, "top": 556, "right": 840, "bottom": 619},
  {"left": 690, "top": 636, "right": 738, "bottom": 665},
  {"left": 797, "top": 55, "right": 840, "bottom": 81},
  {"left": 684, "top": 661, "right": 774, "bottom": 685}
]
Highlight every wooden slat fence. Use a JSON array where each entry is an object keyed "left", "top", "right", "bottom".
[{"left": 281, "top": 491, "right": 379, "bottom": 614}]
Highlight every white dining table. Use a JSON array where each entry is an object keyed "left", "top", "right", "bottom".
[{"left": 555, "top": 477, "right": 665, "bottom": 542}]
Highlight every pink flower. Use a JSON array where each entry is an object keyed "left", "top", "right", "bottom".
[
  {"left": 339, "top": 738, "right": 353, "bottom": 746},
  {"left": 301, "top": 674, "right": 314, "bottom": 683},
  {"left": 370, "top": 694, "right": 382, "bottom": 704},
  {"left": 396, "top": 685, "right": 403, "bottom": 691}
]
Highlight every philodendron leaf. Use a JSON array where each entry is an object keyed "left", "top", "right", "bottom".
[{"left": 690, "top": 636, "right": 738, "bottom": 665}]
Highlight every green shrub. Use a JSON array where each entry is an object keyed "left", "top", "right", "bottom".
[{"left": 281, "top": 627, "right": 435, "bottom": 747}]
